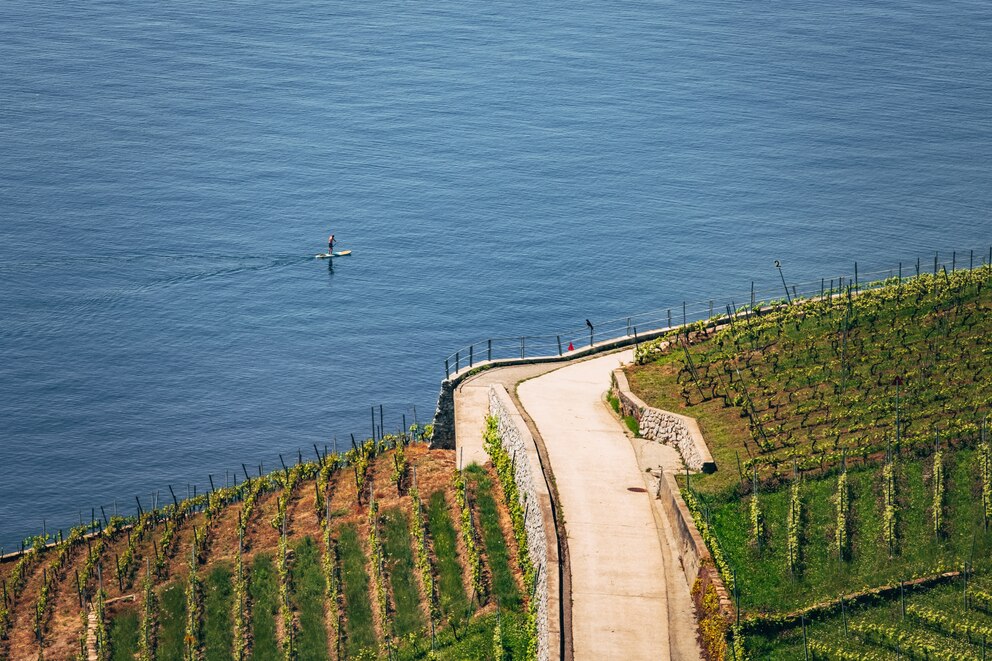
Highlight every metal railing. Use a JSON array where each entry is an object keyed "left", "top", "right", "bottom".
[
  {"left": 0, "top": 401, "right": 428, "bottom": 556},
  {"left": 443, "top": 247, "right": 992, "bottom": 380}
]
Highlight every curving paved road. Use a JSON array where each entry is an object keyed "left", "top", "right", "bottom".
[{"left": 515, "top": 350, "right": 700, "bottom": 660}]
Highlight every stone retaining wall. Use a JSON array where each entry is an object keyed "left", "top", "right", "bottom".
[
  {"left": 611, "top": 369, "right": 716, "bottom": 473},
  {"left": 430, "top": 379, "right": 456, "bottom": 449},
  {"left": 488, "top": 384, "right": 560, "bottom": 661},
  {"left": 657, "top": 471, "right": 734, "bottom": 615},
  {"left": 611, "top": 368, "right": 733, "bottom": 617}
]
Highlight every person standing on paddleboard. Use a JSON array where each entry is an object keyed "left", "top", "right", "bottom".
[{"left": 327, "top": 234, "right": 336, "bottom": 254}]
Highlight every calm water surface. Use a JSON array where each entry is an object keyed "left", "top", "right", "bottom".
[{"left": 1, "top": 0, "right": 991, "bottom": 547}]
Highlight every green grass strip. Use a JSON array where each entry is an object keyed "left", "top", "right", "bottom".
[
  {"left": 338, "top": 522, "right": 378, "bottom": 656},
  {"left": 291, "top": 537, "right": 330, "bottom": 661},
  {"left": 427, "top": 490, "right": 470, "bottom": 623},
  {"left": 203, "top": 564, "right": 233, "bottom": 661},
  {"left": 157, "top": 583, "right": 186, "bottom": 661},
  {"left": 380, "top": 508, "right": 425, "bottom": 637},
  {"left": 466, "top": 465, "right": 521, "bottom": 609},
  {"left": 249, "top": 554, "right": 280, "bottom": 661},
  {"left": 109, "top": 607, "right": 140, "bottom": 661}
]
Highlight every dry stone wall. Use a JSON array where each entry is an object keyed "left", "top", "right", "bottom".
[
  {"left": 429, "top": 379, "right": 455, "bottom": 449},
  {"left": 488, "top": 384, "right": 559, "bottom": 661},
  {"left": 612, "top": 369, "right": 716, "bottom": 473}
]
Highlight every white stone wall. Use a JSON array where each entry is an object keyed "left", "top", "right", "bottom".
[
  {"left": 612, "top": 369, "right": 716, "bottom": 474},
  {"left": 488, "top": 385, "right": 556, "bottom": 661},
  {"left": 638, "top": 408, "right": 706, "bottom": 471}
]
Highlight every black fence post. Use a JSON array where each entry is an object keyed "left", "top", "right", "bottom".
[
  {"left": 488, "top": 339, "right": 492, "bottom": 362},
  {"left": 520, "top": 337, "right": 525, "bottom": 359},
  {"left": 556, "top": 336, "right": 562, "bottom": 356},
  {"left": 455, "top": 351, "right": 460, "bottom": 373},
  {"left": 469, "top": 345, "right": 473, "bottom": 368},
  {"left": 445, "top": 359, "right": 449, "bottom": 379},
  {"left": 775, "top": 260, "right": 792, "bottom": 304}
]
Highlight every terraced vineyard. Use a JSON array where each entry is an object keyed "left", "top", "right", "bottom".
[
  {"left": 628, "top": 264, "right": 992, "bottom": 658},
  {"left": 0, "top": 434, "right": 533, "bottom": 660}
]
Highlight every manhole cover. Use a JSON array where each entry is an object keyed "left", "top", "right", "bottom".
[{"left": 627, "top": 487, "right": 647, "bottom": 493}]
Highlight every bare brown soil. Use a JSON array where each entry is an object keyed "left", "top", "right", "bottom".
[{"left": 0, "top": 447, "right": 521, "bottom": 659}]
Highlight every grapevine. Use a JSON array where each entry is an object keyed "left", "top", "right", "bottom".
[
  {"left": 392, "top": 446, "right": 408, "bottom": 493},
  {"left": 138, "top": 565, "right": 157, "bottom": 661},
  {"left": 787, "top": 478, "right": 803, "bottom": 575},
  {"left": 980, "top": 436, "right": 991, "bottom": 530},
  {"left": 454, "top": 470, "right": 487, "bottom": 601},
  {"left": 835, "top": 469, "right": 848, "bottom": 560},
  {"left": 276, "top": 530, "right": 296, "bottom": 661},
  {"left": 366, "top": 501, "right": 394, "bottom": 656},
  {"left": 34, "top": 525, "right": 86, "bottom": 642},
  {"left": 94, "top": 586, "right": 109, "bottom": 661},
  {"left": 749, "top": 489, "right": 763, "bottom": 549},
  {"left": 482, "top": 415, "right": 539, "bottom": 660},
  {"left": 232, "top": 541, "right": 250, "bottom": 660},
  {"left": 409, "top": 486, "right": 440, "bottom": 627},
  {"left": 907, "top": 603, "right": 992, "bottom": 640},
  {"left": 183, "top": 540, "right": 203, "bottom": 661},
  {"left": 807, "top": 639, "right": 887, "bottom": 660},
  {"left": 681, "top": 487, "right": 736, "bottom": 593},
  {"left": 932, "top": 447, "right": 944, "bottom": 538},
  {"left": 882, "top": 459, "right": 897, "bottom": 554},
  {"left": 851, "top": 620, "right": 979, "bottom": 659}
]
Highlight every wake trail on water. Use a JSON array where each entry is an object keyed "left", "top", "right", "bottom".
[
  {"left": 0, "top": 254, "right": 315, "bottom": 343},
  {"left": 0, "top": 253, "right": 311, "bottom": 272}
]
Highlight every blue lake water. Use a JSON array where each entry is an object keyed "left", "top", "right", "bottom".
[{"left": 1, "top": 0, "right": 991, "bottom": 548}]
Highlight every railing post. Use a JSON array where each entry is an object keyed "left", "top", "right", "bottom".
[
  {"left": 626, "top": 317, "right": 631, "bottom": 336},
  {"left": 455, "top": 351, "right": 460, "bottom": 373},
  {"left": 469, "top": 345, "right": 473, "bottom": 368},
  {"left": 557, "top": 335, "right": 562, "bottom": 356},
  {"left": 667, "top": 309, "right": 672, "bottom": 328},
  {"left": 445, "top": 359, "right": 449, "bottom": 379},
  {"left": 520, "top": 337, "right": 525, "bottom": 359},
  {"left": 488, "top": 339, "right": 492, "bottom": 362}
]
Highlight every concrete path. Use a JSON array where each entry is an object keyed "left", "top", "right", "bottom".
[
  {"left": 454, "top": 362, "right": 568, "bottom": 468},
  {"left": 516, "top": 350, "right": 699, "bottom": 661}
]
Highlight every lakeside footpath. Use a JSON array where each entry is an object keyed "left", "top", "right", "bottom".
[{"left": 453, "top": 349, "right": 703, "bottom": 661}]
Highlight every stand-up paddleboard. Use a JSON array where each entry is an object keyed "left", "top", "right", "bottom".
[{"left": 315, "top": 250, "right": 352, "bottom": 259}]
